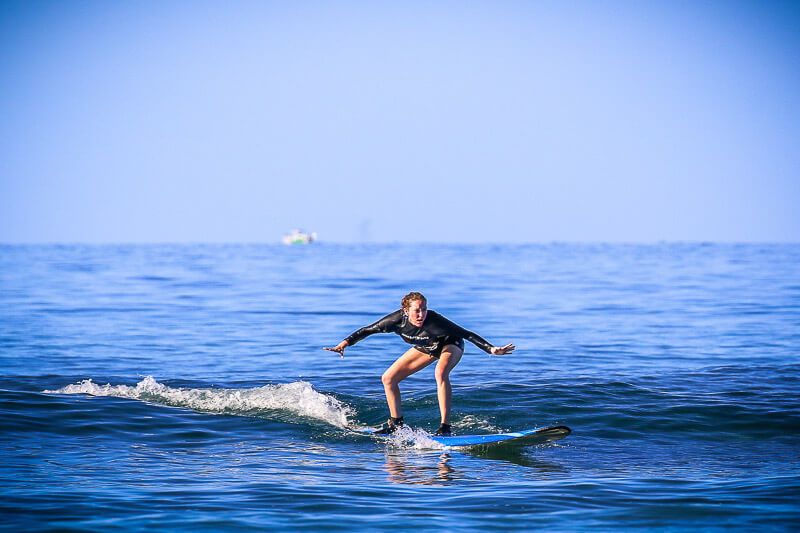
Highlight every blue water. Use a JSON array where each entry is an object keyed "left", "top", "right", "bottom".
[{"left": 1, "top": 243, "right": 798, "bottom": 530}]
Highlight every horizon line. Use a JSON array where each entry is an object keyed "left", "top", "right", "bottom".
[{"left": 1, "top": 240, "right": 798, "bottom": 246}]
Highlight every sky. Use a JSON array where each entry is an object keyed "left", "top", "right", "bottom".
[{"left": 1, "top": 0, "right": 798, "bottom": 243}]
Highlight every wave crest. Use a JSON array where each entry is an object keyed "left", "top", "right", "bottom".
[{"left": 45, "top": 376, "right": 353, "bottom": 428}]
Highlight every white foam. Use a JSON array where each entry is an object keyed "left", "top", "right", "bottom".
[
  {"left": 45, "top": 376, "right": 353, "bottom": 428},
  {"left": 387, "top": 425, "right": 448, "bottom": 450},
  {"left": 455, "top": 414, "right": 502, "bottom": 433}
]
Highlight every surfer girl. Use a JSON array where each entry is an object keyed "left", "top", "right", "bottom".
[{"left": 324, "top": 292, "right": 515, "bottom": 436}]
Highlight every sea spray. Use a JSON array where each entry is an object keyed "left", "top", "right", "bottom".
[
  {"left": 385, "top": 425, "right": 448, "bottom": 450},
  {"left": 45, "top": 376, "right": 354, "bottom": 428}
]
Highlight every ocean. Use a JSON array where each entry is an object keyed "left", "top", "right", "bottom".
[{"left": 1, "top": 243, "right": 798, "bottom": 530}]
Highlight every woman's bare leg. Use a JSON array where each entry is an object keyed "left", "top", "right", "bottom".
[
  {"left": 434, "top": 345, "right": 463, "bottom": 424},
  {"left": 381, "top": 347, "right": 434, "bottom": 418}
]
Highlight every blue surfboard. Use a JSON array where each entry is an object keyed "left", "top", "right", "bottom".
[
  {"left": 430, "top": 425, "right": 571, "bottom": 447},
  {"left": 355, "top": 425, "right": 571, "bottom": 448}
]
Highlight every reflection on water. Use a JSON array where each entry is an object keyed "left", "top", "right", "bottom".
[
  {"left": 466, "top": 444, "right": 570, "bottom": 472},
  {"left": 384, "top": 450, "right": 456, "bottom": 485},
  {"left": 383, "top": 445, "right": 569, "bottom": 485}
]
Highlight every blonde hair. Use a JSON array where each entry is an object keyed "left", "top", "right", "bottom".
[{"left": 401, "top": 291, "right": 427, "bottom": 310}]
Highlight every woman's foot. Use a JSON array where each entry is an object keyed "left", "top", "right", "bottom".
[
  {"left": 433, "top": 423, "right": 451, "bottom": 436},
  {"left": 374, "top": 416, "right": 404, "bottom": 435}
]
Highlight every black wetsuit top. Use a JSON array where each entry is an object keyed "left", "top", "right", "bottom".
[{"left": 344, "top": 309, "right": 494, "bottom": 357}]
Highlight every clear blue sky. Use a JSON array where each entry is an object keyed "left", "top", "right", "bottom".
[{"left": 1, "top": 0, "right": 798, "bottom": 243}]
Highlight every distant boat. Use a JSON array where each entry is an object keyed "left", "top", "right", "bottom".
[{"left": 282, "top": 229, "right": 317, "bottom": 245}]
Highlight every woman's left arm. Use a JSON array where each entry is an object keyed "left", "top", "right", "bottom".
[
  {"left": 436, "top": 312, "right": 515, "bottom": 355},
  {"left": 489, "top": 343, "right": 515, "bottom": 355}
]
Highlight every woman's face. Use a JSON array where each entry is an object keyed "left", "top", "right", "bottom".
[{"left": 405, "top": 299, "right": 428, "bottom": 327}]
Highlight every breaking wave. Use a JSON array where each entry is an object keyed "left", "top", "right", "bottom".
[{"left": 45, "top": 376, "right": 353, "bottom": 428}]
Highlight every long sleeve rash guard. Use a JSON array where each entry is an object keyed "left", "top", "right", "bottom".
[{"left": 344, "top": 309, "right": 494, "bottom": 356}]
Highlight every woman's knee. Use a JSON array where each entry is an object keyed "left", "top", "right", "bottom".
[
  {"left": 381, "top": 370, "right": 396, "bottom": 387},
  {"left": 434, "top": 366, "right": 450, "bottom": 385},
  {"left": 435, "top": 347, "right": 462, "bottom": 383}
]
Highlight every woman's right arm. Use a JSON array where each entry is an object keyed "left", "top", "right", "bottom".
[
  {"left": 324, "top": 310, "right": 402, "bottom": 354},
  {"left": 344, "top": 310, "right": 402, "bottom": 346}
]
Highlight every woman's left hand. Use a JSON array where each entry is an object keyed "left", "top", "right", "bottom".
[{"left": 490, "top": 343, "right": 515, "bottom": 355}]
